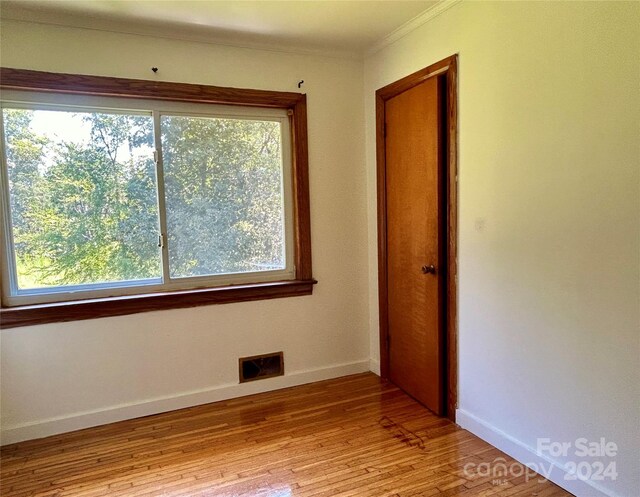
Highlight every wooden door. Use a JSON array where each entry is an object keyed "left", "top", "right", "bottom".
[{"left": 385, "top": 75, "right": 445, "bottom": 414}]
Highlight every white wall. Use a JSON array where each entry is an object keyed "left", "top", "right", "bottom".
[
  {"left": 364, "top": 2, "right": 639, "bottom": 497},
  {"left": 0, "top": 21, "right": 370, "bottom": 443}
]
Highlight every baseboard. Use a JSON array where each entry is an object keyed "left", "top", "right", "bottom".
[
  {"left": 369, "top": 358, "right": 380, "bottom": 375},
  {"left": 456, "top": 409, "right": 620, "bottom": 497},
  {"left": 1, "top": 360, "right": 370, "bottom": 445}
]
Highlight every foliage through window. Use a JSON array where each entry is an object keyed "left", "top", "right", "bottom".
[{"left": 0, "top": 92, "right": 294, "bottom": 306}]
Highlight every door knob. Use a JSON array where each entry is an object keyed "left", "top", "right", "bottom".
[{"left": 421, "top": 264, "right": 436, "bottom": 274}]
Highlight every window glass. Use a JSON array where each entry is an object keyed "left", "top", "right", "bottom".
[
  {"left": 1, "top": 97, "right": 293, "bottom": 305},
  {"left": 2, "top": 107, "right": 161, "bottom": 292},
  {"left": 161, "top": 115, "right": 286, "bottom": 278}
]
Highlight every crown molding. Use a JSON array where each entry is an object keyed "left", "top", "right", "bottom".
[
  {"left": 366, "top": 0, "right": 463, "bottom": 57},
  {"left": 1, "top": 1, "right": 462, "bottom": 62}
]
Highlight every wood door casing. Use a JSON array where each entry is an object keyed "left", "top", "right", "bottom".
[
  {"left": 385, "top": 76, "right": 445, "bottom": 415},
  {"left": 376, "top": 54, "right": 458, "bottom": 421}
]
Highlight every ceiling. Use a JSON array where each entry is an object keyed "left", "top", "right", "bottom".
[{"left": 0, "top": 0, "right": 441, "bottom": 58}]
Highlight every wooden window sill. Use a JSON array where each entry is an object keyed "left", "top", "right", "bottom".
[{"left": 0, "top": 279, "right": 317, "bottom": 329}]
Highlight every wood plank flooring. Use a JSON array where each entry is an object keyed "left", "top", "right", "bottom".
[{"left": 0, "top": 373, "right": 572, "bottom": 497}]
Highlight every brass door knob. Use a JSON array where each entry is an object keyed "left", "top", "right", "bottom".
[{"left": 421, "top": 264, "right": 436, "bottom": 274}]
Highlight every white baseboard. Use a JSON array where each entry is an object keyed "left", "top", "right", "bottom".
[
  {"left": 456, "top": 409, "right": 620, "bottom": 497},
  {"left": 369, "top": 358, "right": 380, "bottom": 375},
  {"left": 1, "top": 360, "right": 370, "bottom": 445}
]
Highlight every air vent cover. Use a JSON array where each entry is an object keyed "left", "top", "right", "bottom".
[{"left": 239, "top": 351, "right": 284, "bottom": 383}]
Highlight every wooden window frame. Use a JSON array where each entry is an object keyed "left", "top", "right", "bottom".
[{"left": 0, "top": 68, "right": 315, "bottom": 329}]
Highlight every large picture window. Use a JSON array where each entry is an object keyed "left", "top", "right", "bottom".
[{"left": 0, "top": 69, "right": 313, "bottom": 327}]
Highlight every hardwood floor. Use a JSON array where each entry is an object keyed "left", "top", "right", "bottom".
[{"left": 0, "top": 374, "right": 571, "bottom": 497}]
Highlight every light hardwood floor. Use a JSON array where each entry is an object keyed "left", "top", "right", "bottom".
[{"left": 0, "top": 373, "right": 571, "bottom": 497}]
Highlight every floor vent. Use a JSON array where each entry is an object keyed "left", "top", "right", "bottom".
[{"left": 239, "top": 352, "right": 284, "bottom": 383}]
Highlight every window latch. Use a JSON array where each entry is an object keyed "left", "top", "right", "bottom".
[{"left": 158, "top": 233, "right": 165, "bottom": 248}]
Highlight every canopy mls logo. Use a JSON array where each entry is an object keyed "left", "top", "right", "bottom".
[
  {"left": 462, "top": 437, "right": 618, "bottom": 487},
  {"left": 462, "top": 457, "right": 553, "bottom": 487}
]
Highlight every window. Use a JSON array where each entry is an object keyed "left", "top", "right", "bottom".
[
  {"left": 1, "top": 94, "right": 294, "bottom": 305},
  {"left": 0, "top": 69, "right": 314, "bottom": 327}
]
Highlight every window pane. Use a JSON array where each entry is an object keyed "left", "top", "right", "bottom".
[
  {"left": 161, "top": 115, "right": 286, "bottom": 278},
  {"left": 2, "top": 107, "right": 161, "bottom": 290}
]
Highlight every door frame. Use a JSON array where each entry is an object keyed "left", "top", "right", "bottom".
[{"left": 376, "top": 54, "right": 458, "bottom": 421}]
